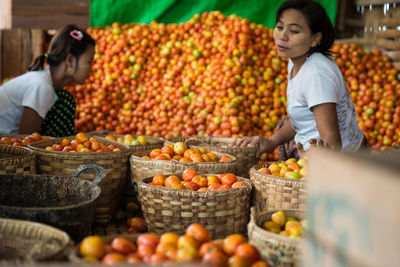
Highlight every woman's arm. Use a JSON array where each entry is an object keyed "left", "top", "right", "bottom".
[
  {"left": 312, "top": 103, "right": 342, "bottom": 149},
  {"left": 19, "top": 107, "right": 43, "bottom": 134},
  {"left": 236, "top": 118, "right": 296, "bottom": 157}
]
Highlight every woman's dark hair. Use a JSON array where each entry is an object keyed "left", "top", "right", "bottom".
[
  {"left": 276, "top": 0, "right": 335, "bottom": 57},
  {"left": 29, "top": 24, "right": 95, "bottom": 71}
]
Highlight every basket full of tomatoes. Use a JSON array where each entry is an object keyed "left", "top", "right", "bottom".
[
  {"left": 28, "top": 133, "right": 130, "bottom": 224},
  {"left": 137, "top": 169, "right": 253, "bottom": 238}
]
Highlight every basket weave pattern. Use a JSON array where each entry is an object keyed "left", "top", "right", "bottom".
[
  {"left": 130, "top": 150, "right": 239, "bottom": 183},
  {"left": 28, "top": 137, "right": 130, "bottom": 224},
  {"left": 0, "top": 218, "right": 71, "bottom": 262},
  {"left": 0, "top": 145, "right": 35, "bottom": 174},
  {"left": 138, "top": 175, "right": 253, "bottom": 238},
  {"left": 247, "top": 208, "right": 304, "bottom": 266},
  {"left": 249, "top": 163, "right": 306, "bottom": 212},
  {"left": 165, "top": 136, "right": 258, "bottom": 177}
]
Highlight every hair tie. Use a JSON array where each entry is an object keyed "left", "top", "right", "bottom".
[
  {"left": 44, "top": 54, "right": 48, "bottom": 58},
  {"left": 70, "top": 29, "right": 83, "bottom": 41}
]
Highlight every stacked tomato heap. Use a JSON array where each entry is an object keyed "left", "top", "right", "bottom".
[
  {"left": 67, "top": 11, "right": 400, "bottom": 152},
  {"left": 79, "top": 223, "right": 271, "bottom": 266},
  {"left": 0, "top": 132, "right": 44, "bottom": 147}
]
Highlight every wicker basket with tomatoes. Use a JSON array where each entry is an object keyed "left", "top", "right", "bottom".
[
  {"left": 137, "top": 170, "right": 252, "bottom": 238},
  {"left": 130, "top": 144, "right": 239, "bottom": 184},
  {"left": 28, "top": 133, "right": 130, "bottom": 224},
  {"left": 165, "top": 136, "right": 258, "bottom": 178},
  {"left": 248, "top": 207, "right": 304, "bottom": 266},
  {"left": 249, "top": 160, "right": 307, "bottom": 212}
]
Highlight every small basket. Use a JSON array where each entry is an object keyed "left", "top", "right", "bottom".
[
  {"left": 0, "top": 218, "right": 71, "bottom": 263},
  {"left": 165, "top": 136, "right": 258, "bottom": 178},
  {"left": 130, "top": 150, "right": 239, "bottom": 183},
  {"left": 137, "top": 174, "right": 253, "bottom": 238},
  {"left": 28, "top": 136, "right": 130, "bottom": 224},
  {"left": 0, "top": 144, "right": 36, "bottom": 174},
  {"left": 248, "top": 208, "right": 304, "bottom": 267},
  {"left": 249, "top": 163, "right": 306, "bottom": 212}
]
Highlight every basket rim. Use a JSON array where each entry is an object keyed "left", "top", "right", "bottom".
[
  {"left": 0, "top": 174, "right": 101, "bottom": 211},
  {"left": 27, "top": 136, "right": 130, "bottom": 156},
  {"left": 249, "top": 207, "right": 305, "bottom": 244},
  {"left": 138, "top": 173, "right": 252, "bottom": 195},
  {"left": 0, "top": 217, "right": 71, "bottom": 260},
  {"left": 250, "top": 162, "right": 306, "bottom": 184},
  {"left": 130, "top": 149, "right": 238, "bottom": 164},
  {"left": 0, "top": 144, "right": 34, "bottom": 161}
]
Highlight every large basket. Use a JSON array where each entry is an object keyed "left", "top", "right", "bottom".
[
  {"left": 0, "top": 144, "right": 35, "bottom": 174},
  {"left": 165, "top": 136, "right": 258, "bottom": 177},
  {"left": 137, "top": 174, "right": 253, "bottom": 238},
  {"left": 249, "top": 163, "right": 306, "bottom": 212},
  {"left": 0, "top": 165, "right": 105, "bottom": 242},
  {"left": 28, "top": 137, "right": 130, "bottom": 224},
  {"left": 0, "top": 218, "right": 71, "bottom": 263},
  {"left": 248, "top": 208, "right": 304, "bottom": 267}
]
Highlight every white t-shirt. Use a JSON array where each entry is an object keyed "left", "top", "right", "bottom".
[
  {"left": 287, "top": 52, "right": 364, "bottom": 151},
  {"left": 0, "top": 67, "right": 57, "bottom": 134}
]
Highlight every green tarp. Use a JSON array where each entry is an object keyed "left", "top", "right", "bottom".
[{"left": 90, "top": 0, "right": 337, "bottom": 28}]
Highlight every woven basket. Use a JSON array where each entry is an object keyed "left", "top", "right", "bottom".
[
  {"left": 248, "top": 208, "right": 304, "bottom": 267},
  {"left": 130, "top": 150, "right": 239, "bottom": 184},
  {"left": 165, "top": 136, "right": 258, "bottom": 178},
  {"left": 0, "top": 218, "right": 71, "bottom": 263},
  {"left": 28, "top": 136, "right": 130, "bottom": 224},
  {"left": 249, "top": 163, "right": 306, "bottom": 212},
  {"left": 0, "top": 144, "right": 35, "bottom": 174},
  {"left": 137, "top": 174, "right": 252, "bottom": 238}
]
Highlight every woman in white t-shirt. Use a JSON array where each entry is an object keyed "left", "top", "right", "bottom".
[
  {"left": 0, "top": 24, "right": 95, "bottom": 136},
  {"left": 237, "top": 0, "right": 365, "bottom": 158}
]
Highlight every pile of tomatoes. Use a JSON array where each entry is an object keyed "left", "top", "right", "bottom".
[
  {"left": 0, "top": 132, "right": 44, "bottom": 147},
  {"left": 79, "top": 223, "right": 271, "bottom": 266},
  {"left": 148, "top": 169, "right": 245, "bottom": 191}
]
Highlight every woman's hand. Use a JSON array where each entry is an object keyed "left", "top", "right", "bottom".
[{"left": 235, "top": 136, "right": 276, "bottom": 157}]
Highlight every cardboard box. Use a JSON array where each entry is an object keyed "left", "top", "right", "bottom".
[{"left": 303, "top": 149, "right": 400, "bottom": 267}]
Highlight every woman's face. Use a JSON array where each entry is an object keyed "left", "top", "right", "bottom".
[
  {"left": 73, "top": 45, "right": 95, "bottom": 84},
  {"left": 273, "top": 9, "right": 320, "bottom": 62}
]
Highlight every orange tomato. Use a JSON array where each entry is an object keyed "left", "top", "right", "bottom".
[
  {"left": 172, "top": 183, "right": 185, "bottom": 189},
  {"left": 228, "top": 254, "right": 252, "bottom": 267},
  {"left": 101, "top": 252, "right": 126, "bottom": 265},
  {"left": 221, "top": 173, "right": 238, "bottom": 186},
  {"left": 208, "top": 175, "right": 221, "bottom": 185},
  {"left": 223, "top": 234, "right": 247, "bottom": 256},
  {"left": 186, "top": 223, "right": 211, "bottom": 243},
  {"left": 155, "top": 154, "right": 169, "bottom": 160},
  {"left": 149, "top": 148, "right": 162, "bottom": 159},
  {"left": 232, "top": 181, "right": 246, "bottom": 189},
  {"left": 199, "top": 242, "right": 221, "bottom": 256},
  {"left": 137, "top": 244, "right": 155, "bottom": 258},
  {"left": 126, "top": 253, "right": 142, "bottom": 264},
  {"left": 161, "top": 145, "right": 175, "bottom": 156},
  {"left": 165, "top": 175, "right": 181, "bottom": 187},
  {"left": 137, "top": 233, "right": 160, "bottom": 248},
  {"left": 235, "top": 243, "right": 260, "bottom": 263},
  {"left": 202, "top": 251, "right": 229, "bottom": 267},
  {"left": 193, "top": 175, "right": 208, "bottom": 187},
  {"left": 80, "top": 235, "right": 106, "bottom": 259},
  {"left": 160, "top": 232, "right": 180, "bottom": 245},
  {"left": 149, "top": 253, "right": 168, "bottom": 265},
  {"left": 176, "top": 247, "right": 200, "bottom": 262},
  {"left": 208, "top": 183, "right": 221, "bottom": 191},
  {"left": 183, "top": 148, "right": 195, "bottom": 159},
  {"left": 156, "top": 242, "right": 177, "bottom": 257},
  {"left": 76, "top": 132, "right": 88, "bottom": 143},
  {"left": 130, "top": 217, "right": 147, "bottom": 232},
  {"left": 152, "top": 174, "right": 166, "bottom": 186},
  {"left": 177, "top": 235, "right": 200, "bottom": 250},
  {"left": 182, "top": 168, "right": 198, "bottom": 182},
  {"left": 110, "top": 237, "right": 137, "bottom": 254}
]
